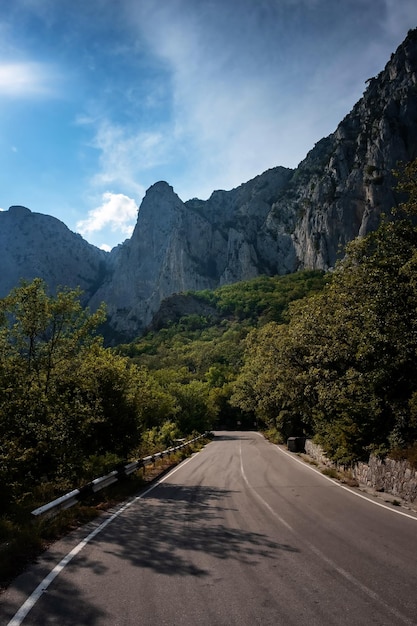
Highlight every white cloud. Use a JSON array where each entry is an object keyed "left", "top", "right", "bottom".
[
  {"left": 82, "top": 0, "right": 417, "bottom": 205},
  {"left": 123, "top": 0, "right": 417, "bottom": 201},
  {"left": 76, "top": 192, "right": 138, "bottom": 237},
  {"left": 122, "top": 2, "right": 336, "bottom": 198},
  {"left": 89, "top": 119, "right": 173, "bottom": 197},
  {"left": 0, "top": 61, "right": 57, "bottom": 97}
]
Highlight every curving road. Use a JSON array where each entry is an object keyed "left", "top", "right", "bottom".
[{"left": 2, "top": 431, "right": 417, "bottom": 625}]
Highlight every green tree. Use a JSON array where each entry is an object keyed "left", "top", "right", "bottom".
[
  {"left": 232, "top": 158, "right": 417, "bottom": 462},
  {"left": 0, "top": 280, "right": 106, "bottom": 498},
  {"left": 0, "top": 280, "right": 153, "bottom": 510},
  {"left": 169, "top": 380, "right": 215, "bottom": 434},
  {"left": 231, "top": 321, "right": 313, "bottom": 437}
]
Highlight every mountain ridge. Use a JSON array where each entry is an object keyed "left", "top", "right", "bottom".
[{"left": 2, "top": 28, "right": 417, "bottom": 342}]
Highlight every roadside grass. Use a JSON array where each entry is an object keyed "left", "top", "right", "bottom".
[
  {"left": 261, "top": 428, "right": 284, "bottom": 445},
  {"left": 388, "top": 443, "right": 417, "bottom": 469},
  {"left": 321, "top": 467, "right": 340, "bottom": 479},
  {"left": 320, "top": 466, "right": 359, "bottom": 487},
  {"left": 303, "top": 457, "right": 318, "bottom": 466},
  {"left": 0, "top": 440, "right": 207, "bottom": 592}
]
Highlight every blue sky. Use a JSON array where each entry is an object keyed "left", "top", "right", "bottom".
[{"left": 0, "top": 0, "right": 416, "bottom": 251}]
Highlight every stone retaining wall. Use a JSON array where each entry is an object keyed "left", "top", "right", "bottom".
[{"left": 304, "top": 440, "right": 417, "bottom": 503}]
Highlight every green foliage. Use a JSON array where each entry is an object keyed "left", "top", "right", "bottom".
[
  {"left": 168, "top": 379, "right": 215, "bottom": 434},
  {"left": 231, "top": 159, "right": 417, "bottom": 464},
  {"left": 201, "top": 270, "right": 326, "bottom": 322},
  {"left": 0, "top": 280, "right": 150, "bottom": 514},
  {"left": 140, "top": 421, "right": 182, "bottom": 454},
  {"left": 116, "top": 270, "right": 326, "bottom": 433},
  {"left": 231, "top": 321, "right": 314, "bottom": 438},
  {"left": 261, "top": 427, "right": 285, "bottom": 445}
]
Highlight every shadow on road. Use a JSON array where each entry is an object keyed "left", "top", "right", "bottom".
[
  {"left": 98, "top": 482, "right": 300, "bottom": 578},
  {"left": 0, "top": 575, "right": 108, "bottom": 626},
  {"left": 212, "top": 431, "right": 256, "bottom": 441},
  {"left": 1, "top": 474, "right": 299, "bottom": 623}
]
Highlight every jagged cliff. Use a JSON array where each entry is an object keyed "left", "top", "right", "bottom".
[
  {"left": 0, "top": 205, "right": 107, "bottom": 304},
  {"left": 1, "top": 29, "right": 417, "bottom": 341},
  {"left": 89, "top": 167, "right": 294, "bottom": 339},
  {"left": 290, "top": 30, "right": 417, "bottom": 268}
]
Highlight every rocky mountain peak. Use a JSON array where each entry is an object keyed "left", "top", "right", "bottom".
[
  {"left": 2, "top": 29, "right": 417, "bottom": 343},
  {"left": 145, "top": 180, "right": 175, "bottom": 196},
  {"left": 0, "top": 206, "right": 108, "bottom": 306},
  {"left": 138, "top": 181, "right": 178, "bottom": 216},
  {"left": 8, "top": 205, "right": 31, "bottom": 217},
  {"left": 133, "top": 180, "right": 183, "bottom": 232}
]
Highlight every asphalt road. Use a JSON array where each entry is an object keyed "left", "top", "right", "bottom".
[{"left": 2, "top": 431, "right": 417, "bottom": 626}]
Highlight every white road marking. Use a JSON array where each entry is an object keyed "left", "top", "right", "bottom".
[
  {"left": 239, "top": 440, "right": 415, "bottom": 626},
  {"left": 273, "top": 441, "right": 417, "bottom": 522},
  {"left": 7, "top": 456, "right": 195, "bottom": 626},
  {"left": 8, "top": 435, "right": 416, "bottom": 625}
]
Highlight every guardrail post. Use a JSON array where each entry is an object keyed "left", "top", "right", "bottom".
[{"left": 31, "top": 432, "right": 212, "bottom": 518}]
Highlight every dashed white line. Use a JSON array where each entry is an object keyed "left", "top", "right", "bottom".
[{"left": 239, "top": 440, "right": 415, "bottom": 626}]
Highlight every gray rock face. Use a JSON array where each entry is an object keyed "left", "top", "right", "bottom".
[
  {"left": 89, "top": 181, "right": 206, "bottom": 338},
  {"left": 1, "top": 29, "right": 417, "bottom": 341},
  {"left": 91, "top": 169, "right": 294, "bottom": 337},
  {"left": 0, "top": 206, "right": 107, "bottom": 304},
  {"left": 289, "top": 29, "right": 417, "bottom": 270}
]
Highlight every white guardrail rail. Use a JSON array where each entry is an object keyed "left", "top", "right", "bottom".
[{"left": 31, "top": 432, "right": 211, "bottom": 519}]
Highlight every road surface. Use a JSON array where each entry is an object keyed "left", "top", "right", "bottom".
[{"left": 2, "top": 431, "right": 417, "bottom": 625}]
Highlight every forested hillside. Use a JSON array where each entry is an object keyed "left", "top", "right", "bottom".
[
  {"left": 120, "top": 159, "right": 417, "bottom": 465},
  {"left": 1, "top": 159, "right": 417, "bottom": 587},
  {"left": 116, "top": 270, "right": 327, "bottom": 433},
  {"left": 0, "top": 265, "right": 325, "bottom": 537}
]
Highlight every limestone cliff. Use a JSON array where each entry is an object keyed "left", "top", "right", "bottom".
[
  {"left": 90, "top": 167, "right": 294, "bottom": 338},
  {"left": 123, "top": 29, "right": 417, "bottom": 335},
  {"left": 0, "top": 206, "right": 107, "bottom": 303},
  {"left": 89, "top": 181, "right": 214, "bottom": 339},
  {"left": 289, "top": 28, "right": 417, "bottom": 269},
  {"left": 1, "top": 29, "right": 417, "bottom": 342}
]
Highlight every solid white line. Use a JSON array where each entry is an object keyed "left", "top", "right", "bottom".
[
  {"left": 7, "top": 456, "right": 195, "bottom": 626},
  {"left": 273, "top": 443, "right": 417, "bottom": 522},
  {"left": 239, "top": 441, "right": 415, "bottom": 626}
]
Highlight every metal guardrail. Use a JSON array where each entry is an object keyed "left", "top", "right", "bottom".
[{"left": 31, "top": 433, "right": 211, "bottom": 518}]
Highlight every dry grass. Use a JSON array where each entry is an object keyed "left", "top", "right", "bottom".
[{"left": 389, "top": 443, "right": 417, "bottom": 469}]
